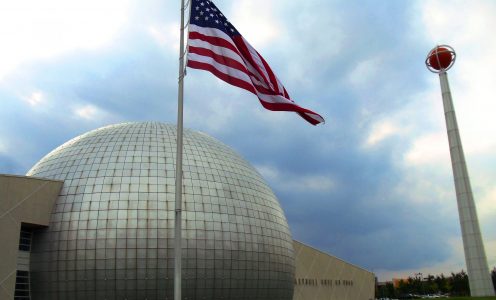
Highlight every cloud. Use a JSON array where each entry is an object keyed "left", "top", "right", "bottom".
[
  {"left": 256, "top": 164, "right": 336, "bottom": 193},
  {"left": 0, "top": 0, "right": 130, "bottom": 80},
  {"left": 478, "top": 186, "right": 496, "bottom": 220},
  {"left": 147, "top": 23, "right": 180, "bottom": 52},
  {"left": 227, "top": 0, "right": 282, "bottom": 48},
  {"left": 404, "top": 132, "right": 450, "bottom": 166},
  {"left": 485, "top": 237, "right": 496, "bottom": 268},
  {"left": 418, "top": 0, "right": 496, "bottom": 156},
  {"left": 365, "top": 119, "right": 402, "bottom": 147},
  {"left": 0, "top": 0, "right": 495, "bottom": 283},
  {"left": 420, "top": 0, "right": 496, "bottom": 46},
  {"left": 348, "top": 57, "right": 383, "bottom": 90},
  {"left": 376, "top": 237, "right": 466, "bottom": 280},
  {"left": 0, "top": 139, "right": 6, "bottom": 154},
  {"left": 23, "top": 91, "right": 44, "bottom": 106},
  {"left": 185, "top": 92, "right": 241, "bottom": 134},
  {"left": 370, "top": 0, "right": 496, "bottom": 279},
  {"left": 74, "top": 105, "right": 99, "bottom": 120},
  {"left": 0, "top": 154, "right": 24, "bottom": 174}
]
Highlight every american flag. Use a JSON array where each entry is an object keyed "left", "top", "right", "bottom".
[{"left": 186, "top": 0, "right": 325, "bottom": 125}]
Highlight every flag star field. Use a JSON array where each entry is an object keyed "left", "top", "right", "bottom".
[{"left": 191, "top": 0, "right": 238, "bottom": 35}]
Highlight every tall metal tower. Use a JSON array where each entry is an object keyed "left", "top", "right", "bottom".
[{"left": 425, "top": 45, "right": 495, "bottom": 296}]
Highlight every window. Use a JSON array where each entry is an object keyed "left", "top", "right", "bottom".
[
  {"left": 18, "top": 229, "right": 32, "bottom": 252},
  {"left": 14, "top": 270, "right": 30, "bottom": 300}
]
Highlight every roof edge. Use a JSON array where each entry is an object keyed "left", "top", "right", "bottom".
[
  {"left": 0, "top": 173, "right": 64, "bottom": 183},
  {"left": 293, "top": 239, "right": 375, "bottom": 276}
]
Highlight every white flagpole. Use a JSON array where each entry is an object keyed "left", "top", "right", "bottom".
[{"left": 174, "top": 0, "right": 187, "bottom": 298}]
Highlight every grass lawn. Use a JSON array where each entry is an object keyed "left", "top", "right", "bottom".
[{"left": 448, "top": 297, "right": 496, "bottom": 300}]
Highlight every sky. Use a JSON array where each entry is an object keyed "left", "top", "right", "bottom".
[{"left": 1, "top": 0, "right": 495, "bottom": 281}]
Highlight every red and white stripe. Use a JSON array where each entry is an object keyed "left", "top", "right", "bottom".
[{"left": 187, "top": 24, "right": 325, "bottom": 125}]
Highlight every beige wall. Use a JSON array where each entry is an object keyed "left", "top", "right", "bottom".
[
  {"left": 293, "top": 240, "right": 375, "bottom": 300},
  {"left": 0, "top": 174, "right": 62, "bottom": 300}
]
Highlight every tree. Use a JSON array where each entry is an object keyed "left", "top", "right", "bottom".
[
  {"left": 434, "top": 274, "right": 450, "bottom": 294},
  {"left": 386, "top": 269, "right": 483, "bottom": 297},
  {"left": 397, "top": 279, "right": 411, "bottom": 296},
  {"left": 385, "top": 282, "right": 396, "bottom": 298},
  {"left": 450, "top": 270, "right": 470, "bottom": 296},
  {"left": 424, "top": 274, "right": 438, "bottom": 294},
  {"left": 492, "top": 267, "right": 495, "bottom": 292}
]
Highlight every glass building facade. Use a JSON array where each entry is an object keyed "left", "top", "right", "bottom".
[{"left": 27, "top": 122, "right": 295, "bottom": 300}]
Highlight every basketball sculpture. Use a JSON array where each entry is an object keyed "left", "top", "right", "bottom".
[{"left": 425, "top": 45, "right": 456, "bottom": 73}]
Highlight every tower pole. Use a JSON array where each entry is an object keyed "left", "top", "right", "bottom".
[
  {"left": 174, "top": 0, "right": 187, "bottom": 298},
  {"left": 427, "top": 45, "right": 495, "bottom": 296}
]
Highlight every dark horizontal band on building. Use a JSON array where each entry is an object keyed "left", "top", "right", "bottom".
[{"left": 294, "top": 278, "right": 354, "bottom": 286}]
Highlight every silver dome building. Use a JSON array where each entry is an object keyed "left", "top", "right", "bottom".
[{"left": 26, "top": 122, "right": 295, "bottom": 300}]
